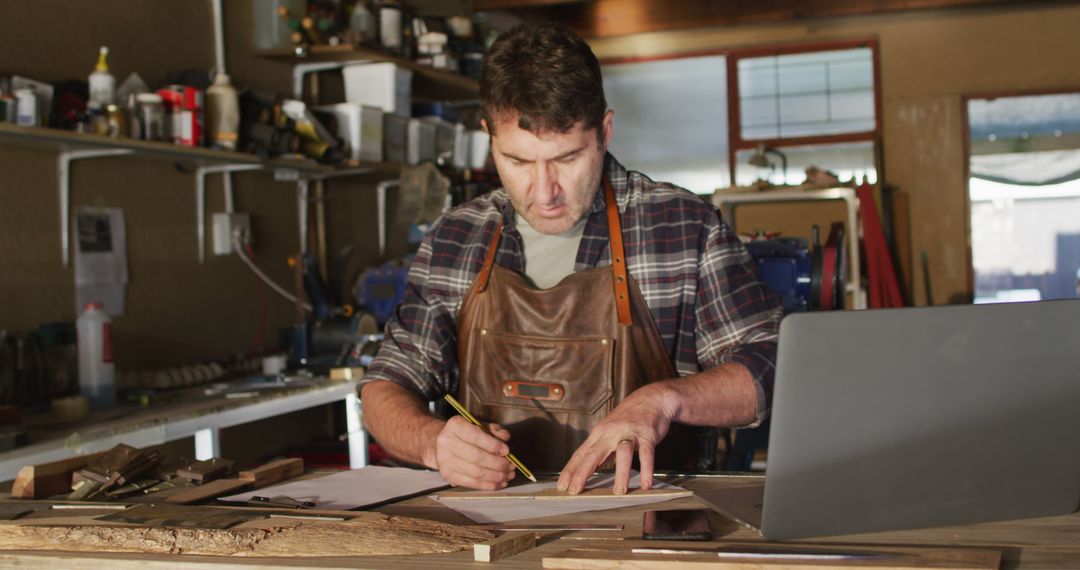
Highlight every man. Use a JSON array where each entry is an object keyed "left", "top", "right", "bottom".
[{"left": 360, "top": 22, "right": 780, "bottom": 495}]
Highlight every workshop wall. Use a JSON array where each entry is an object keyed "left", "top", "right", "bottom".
[
  {"left": 589, "top": 2, "right": 1080, "bottom": 305},
  {"left": 0, "top": 0, "right": 381, "bottom": 371}
]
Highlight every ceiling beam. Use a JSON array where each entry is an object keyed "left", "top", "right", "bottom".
[
  {"left": 473, "top": 0, "right": 589, "bottom": 11},
  {"left": 498, "top": 0, "right": 1062, "bottom": 38}
]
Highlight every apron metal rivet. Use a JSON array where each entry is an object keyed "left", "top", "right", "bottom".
[
  {"left": 504, "top": 384, "right": 512, "bottom": 392},
  {"left": 480, "top": 329, "right": 487, "bottom": 335},
  {"left": 553, "top": 387, "right": 562, "bottom": 395},
  {"left": 600, "top": 338, "right": 609, "bottom": 345}
]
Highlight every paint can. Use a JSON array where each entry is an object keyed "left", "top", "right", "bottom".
[
  {"left": 136, "top": 93, "right": 166, "bottom": 141},
  {"left": 105, "top": 104, "right": 126, "bottom": 138},
  {"left": 14, "top": 89, "right": 37, "bottom": 126},
  {"left": 180, "top": 86, "right": 204, "bottom": 147}
]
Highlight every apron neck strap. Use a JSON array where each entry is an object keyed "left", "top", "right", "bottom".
[
  {"left": 475, "top": 175, "right": 633, "bottom": 327},
  {"left": 604, "top": 175, "right": 633, "bottom": 326},
  {"left": 476, "top": 223, "right": 503, "bottom": 293}
]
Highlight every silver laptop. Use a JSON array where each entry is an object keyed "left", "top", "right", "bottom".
[{"left": 702, "top": 300, "right": 1080, "bottom": 540}]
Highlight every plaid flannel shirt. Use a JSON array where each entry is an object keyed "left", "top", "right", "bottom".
[{"left": 363, "top": 154, "right": 782, "bottom": 425}]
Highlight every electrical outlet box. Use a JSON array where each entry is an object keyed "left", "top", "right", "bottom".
[{"left": 212, "top": 212, "right": 251, "bottom": 255}]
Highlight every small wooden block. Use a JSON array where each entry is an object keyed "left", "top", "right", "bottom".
[
  {"left": 330, "top": 367, "right": 364, "bottom": 381},
  {"left": 11, "top": 451, "right": 110, "bottom": 499},
  {"left": 474, "top": 531, "right": 536, "bottom": 563},
  {"left": 238, "top": 458, "right": 304, "bottom": 487},
  {"left": 165, "top": 478, "right": 253, "bottom": 505},
  {"left": 176, "top": 458, "right": 234, "bottom": 482}
]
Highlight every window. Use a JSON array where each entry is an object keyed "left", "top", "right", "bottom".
[
  {"left": 600, "top": 40, "right": 881, "bottom": 193},
  {"left": 603, "top": 54, "right": 730, "bottom": 194},
  {"left": 727, "top": 40, "right": 881, "bottom": 186},
  {"left": 967, "top": 92, "right": 1080, "bottom": 303}
]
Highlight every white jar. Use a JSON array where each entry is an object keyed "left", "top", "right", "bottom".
[
  {"left": 77, "top": 302, "right": 116, "bottom": 408},
  {"left": 206, "top": 73, "right": 239, "bottom": 150}
]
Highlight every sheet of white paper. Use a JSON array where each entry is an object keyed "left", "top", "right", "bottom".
[
  {"left": 74, "top": 207, "right": 128, "bottom": 316},
  {"left": 431, "top": 472, "right": 689, "bottom": 524},
  {"left": 219, "top": 466, "right": 450, "bottom": 510}
]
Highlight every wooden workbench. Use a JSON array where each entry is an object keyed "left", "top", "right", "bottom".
[
  {"left": 0, "top": 473, "right": 1076, "bottom": 568},
  {"left": 0, "top": 376, "right": 365, "bottom": 482}
]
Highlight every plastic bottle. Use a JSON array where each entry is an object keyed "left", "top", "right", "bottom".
[
  {"left": 349, "top": 1, "right": 377, "bottom": 45},
  {"left": 77, "top": 302, "right": 116, "bottom": 408},
  {"left": 88, "top": 46, "right": 116, "bottom": 106},
  {"left": 206, "top": 73, "right": 239, "bottom": 150},
  {"left": 252, "top": 0, "right": 305, "bottom": 50}
]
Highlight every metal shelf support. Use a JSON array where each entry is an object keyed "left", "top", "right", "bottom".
[
  {"left": 58, "top": 149, "right": 135, "bottom": 266},
  {"left": 195, "top": 164, "right": 264, "bottom": 263},
  {"left": 292, "top": 62, "right": 352, "bottom": 100}
]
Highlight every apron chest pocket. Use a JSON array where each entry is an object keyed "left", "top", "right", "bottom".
[{"left": 474, "top": 329, "right": 614, "bottom": 414}]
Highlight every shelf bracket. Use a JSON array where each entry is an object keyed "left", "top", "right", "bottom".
[
  {"left": 375, "top": 180, "right": 399, "bottom": 259},
  {"left": 58, "top": 149, "right": 135, "bottom": 266},
  {"left": 291, "top": 62, "right": 352, "bottom": 100},
  {"left": 194, "top": 164, "right": 263, "bottom": 263}
]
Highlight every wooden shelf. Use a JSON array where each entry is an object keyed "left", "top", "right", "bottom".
[
  {"left": 0, "top": 123, "right": 401, "bottom": 265},
  {"left": 0, "top": 123, "right": 405, "bottom": 177},
  {"left": 255, "top": 44, "right": 480, "bottom": 102}
]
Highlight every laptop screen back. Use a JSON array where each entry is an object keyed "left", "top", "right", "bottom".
[{"left": 762, "top": 300, "right": 1080, "bottom": 539}]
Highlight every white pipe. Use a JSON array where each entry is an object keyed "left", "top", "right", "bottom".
[
  {"left": 375, "top": 180, "right": 399, "bottom": 259},
  {"left": 224, "top": 173, "right": 235, "bottom": 213},
  {"left": 211, "top": 0, "right": 227, "bottom": 75}
]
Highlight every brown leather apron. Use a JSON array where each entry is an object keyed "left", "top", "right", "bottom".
[{"left": 456, "top": 176, "right": 697, "bottom": 471}]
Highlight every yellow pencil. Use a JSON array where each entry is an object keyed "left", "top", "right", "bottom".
[{"left": 443, "top": 394, "right": 537, "bottom": 483}]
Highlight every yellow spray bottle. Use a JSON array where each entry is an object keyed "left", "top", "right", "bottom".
[{"left": 88, "top": 46, "right": 115, "bottom": 106}]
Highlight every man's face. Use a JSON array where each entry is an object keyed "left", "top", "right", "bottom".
[{"left": 486, "top": 110, "right": 613, "bottom": 235}]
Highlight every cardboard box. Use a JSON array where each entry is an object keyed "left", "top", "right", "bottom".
[
  {"left": 384, "top": 113, "right": 409, "bottom": 163},
  {"left": 407, "top": 118, "right": 436, "bottom": 164},
  {"left": 318, "top": 103, "right": 383, "bottom": 162},
  {"left": 467, "top": 130, "right": 490, "bottom": 170},
  {"left": 342, "top": 63, "right": 412, "bottom": 117}
]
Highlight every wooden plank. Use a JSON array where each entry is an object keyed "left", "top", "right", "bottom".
[
  {"left": 176, "top": 458, "right": 234, "bottom": 482},
  {"left": 543, "top": 543, "right": 1003, "bottom": 569},
  {"left": 11, "top": 451, "right": 110, "bottom": 499},
  {"left": 0, "top": 512, "right": 493, "bottom": 558},
  {"left": 164, "top": 478, "right": 253, "bottom": 505},
  {"left": 474, "top": 532, "right": 536, "bottom": 563},
  {"left": 890, "top": 190, "right": 913, "bottom": 304},
  {"left": 237, "top": 458, "right": 303, "bottom": 487}
]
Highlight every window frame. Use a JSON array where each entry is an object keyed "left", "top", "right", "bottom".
[{"left": 725, "top": 38, "right": 883, "bottom": 185}]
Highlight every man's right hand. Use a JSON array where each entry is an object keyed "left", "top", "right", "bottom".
[{"left": 428, "top": 416, "right": 516, "bottom": 490}]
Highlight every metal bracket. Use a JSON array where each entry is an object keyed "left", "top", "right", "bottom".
[
  {"left": 375, "top": 180, "right": 399, "bottom": 258},
  {"left": 195, "top": 164, "right": 263, "bottom": 263},
  {"left": 292, "top": 62, "right": 354, "bottom": 100},
  {"left": 58, "top": 149, "right": 135, "bottom": 266}
]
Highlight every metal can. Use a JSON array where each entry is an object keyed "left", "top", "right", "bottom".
[
  {"left": 158, "top": 86, "right": 186, "bottom": 145},
  {"left": 14, "top": 88, "right": 37, "bottom": 126},
  {"left": 180, "top": 86, "right": 204, "bottom": 148},
  {"left": 105, "top": 104, "right": 127, "bottom": 138},
  {"left": 135, "top": 93, "right": 166, "bottom": 141}
]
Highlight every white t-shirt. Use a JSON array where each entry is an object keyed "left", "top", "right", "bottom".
[{"left": 515, "top": 212, "right": 587, "bottom": 289}]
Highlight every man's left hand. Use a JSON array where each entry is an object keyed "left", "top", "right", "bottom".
[{"left": 556, "top": 382, "right": 678, "bottom": 495}]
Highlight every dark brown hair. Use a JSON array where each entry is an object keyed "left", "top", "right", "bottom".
[{"left": 480, "top": 22, "right": 607, "bottom": 140}]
